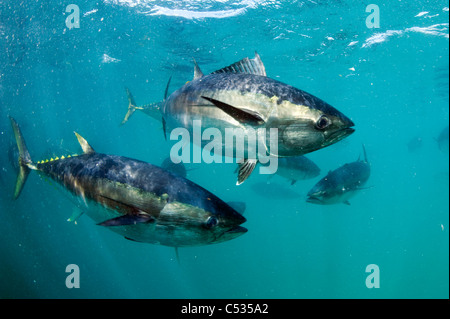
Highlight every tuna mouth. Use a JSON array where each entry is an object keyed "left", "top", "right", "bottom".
[
  {"left": 226, "top": 225, "right": 248, "bottom": 234},
  {"left": 327, "top": 127, "right": 355, "bottom": 144},
  {"left": 217, "top": 225, "right": 247, "bottom": 242},
  {"left": 215, "top": 225, "right": 247, "bottom": 243},
  {"left": 306, "top": 195, "right": 323, "bottom": 204}
]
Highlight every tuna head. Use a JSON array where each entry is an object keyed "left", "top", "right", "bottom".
[
  {"left": 305, "top": 180, "right": 342, "bottom": 205},
  {"left": 305, "top": 169, "right": 344, "bottom": 205},
  {"left": 156, "top": 199, "right": 247, "bottom": 247},
  {"left": 272, "top": 88, "right": 355, "bottom": 156},
  {"left": 201, "top": 203, "right": 248, "bottom": 245},
  {"left": 306, "top": 185, "right": 331, "bottom": 205}
]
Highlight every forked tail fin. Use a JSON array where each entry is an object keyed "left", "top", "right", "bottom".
[
  {"left": 121, "top": 87, "right": 138, "bottom": 125},
  {"left": 122, "top": 77, "right": 171, "bottom": 125},
  {"left": 9, "top": 117, "right": 33, "bottom": 199}
]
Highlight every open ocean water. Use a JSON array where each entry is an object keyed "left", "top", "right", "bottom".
[{"left": 0, "top": 0, "right": 448, "bottom": 299}]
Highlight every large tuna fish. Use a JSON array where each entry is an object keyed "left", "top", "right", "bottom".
[
  {"left": 123, "top": 52, "right": 355, "bottom": 184},
  {"left": 9, "top": 117, "right": 247, "bottom": 248}
]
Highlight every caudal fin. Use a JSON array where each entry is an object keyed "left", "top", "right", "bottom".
[
  {"left": 121, "top": 87, "right": 138, "bottom": 125},
  {"left": 9, "top": 117, "right": 33, "bottom": 199},
  {"left": 122, "top": 77, "right": 171, "bottom": 125}
]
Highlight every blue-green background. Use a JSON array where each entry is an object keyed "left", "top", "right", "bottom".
[{"left": 0, "top": 0, "right": 448, "bottom": 298}]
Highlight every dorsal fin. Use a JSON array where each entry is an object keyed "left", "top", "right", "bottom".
[
  {"left": 227, "top": 201, "right": 246, "bottom": 215},
  {"left": 193, "top": 58, "right": 204, "bottom": 80},
  {"left": 74, "top": 132, "right": 95, "bottom": 154},
  {"left": 362, "top": 144, "right": 368, "bottom": 163},
  {"left": 211, "top": 52, "right": 266, "bottom": 76}
]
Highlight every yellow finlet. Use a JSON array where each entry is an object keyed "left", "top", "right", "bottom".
[
  {"left": 55, "top": 156, "right": 59, "bottom": 161},
  {"left": 50, "top": 158, "right": 54, "bottom": 161},
  {"left": 61, "top": 155, "right": 65, "bottom": 159},
  {"left": 45, "top": 159, "right": 49, "bottom": 163}
]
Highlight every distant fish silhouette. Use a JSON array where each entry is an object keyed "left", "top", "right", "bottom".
[
  {"left": 436, "top": 126, "right": 449, "bottom": 153},
  {"left": 274, "top": 156, "right": 321, "bottom": 185},
  {"left": 434, "top": 62, "right": 448, "bottom": 100},
  {"left": 307, "top": 145, "right": 371, "bottom": 205},
  {"left": 407, "top": 136, "right": 423, "bottom": 152},
  {"left": 250, "top": 181, "right": 301, "bottom": 199}
]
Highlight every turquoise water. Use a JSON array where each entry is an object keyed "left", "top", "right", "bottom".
[{"left": 0, "top": 0, "right": 448, "bottom": 299}]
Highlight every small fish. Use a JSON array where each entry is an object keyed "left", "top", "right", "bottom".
[
  {"left": 250, "top": 181, "right": 301, "bottom": 200},
  {"left": 9, "top": 117, "right": 247, "bottom": 247},
  {"left": 435, "top": 126, "right": 449, "bottom": 153},
  {"left": 123, "top": 52, "right": 355, "bottom": 184},
  {"left": 407, "top": 136, "right": 423, "bottom": 152},
  {"left": 271, "top": 156, "right": 321, "bottom": 185},
  {"left": 307, "top": 145, "right": 371, "bottom": 205}
]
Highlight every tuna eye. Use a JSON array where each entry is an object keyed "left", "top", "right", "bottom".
[
  {"left": 315, "top": 115, "right": 331, "bottom": 130},
  {"left": 204, "top": 216, "right": 218, "bottom": 229}
]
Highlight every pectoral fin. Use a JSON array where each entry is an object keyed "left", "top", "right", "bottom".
[
  {"left": 98, "top": 214, "right": 155, "bottom": 226},
  {"left": 67, "top": 209, "right": 84, "bottom": 223},
  {"left": 201, "top": 96, "right": 265, "bottom": 126},
  {"left": 164, "top": 76, "right": 172, "bottom": 100},
  {"left": 124, "top": 236, "right": 145, "bottom": 243},
  {"left": 237, "top": 159, "right": 258, "bottom": 185},
  {"left": 162, "top": 117, "right": 167, "bottom": 141}
]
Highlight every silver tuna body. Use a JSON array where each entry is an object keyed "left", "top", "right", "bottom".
[
  {"left": 124, "top": 53, "right": 355, "bottom": 183},
  {"left": 163, "top": 72, "right": 355, "bottom": 158}
]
